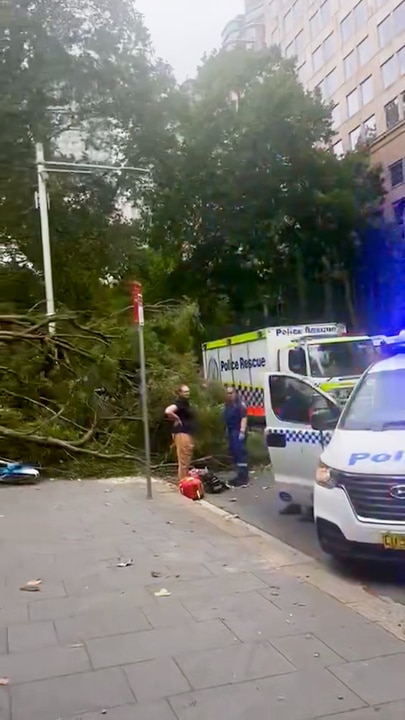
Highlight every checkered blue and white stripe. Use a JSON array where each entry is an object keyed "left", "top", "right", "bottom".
[{"left": 267, "top": 428, "right": 333, "bottom": 446}]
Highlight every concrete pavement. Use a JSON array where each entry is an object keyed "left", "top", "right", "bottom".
[
  {"left": 210, "top": 470, "right": 405, "bottom": 605},
  {"left": 0, "top": 478, "right": 405, "bottom": 719}
]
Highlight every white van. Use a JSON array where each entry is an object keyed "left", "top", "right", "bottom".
[{"left": 265, "top": 335, "right": 405, "bottom": 560}]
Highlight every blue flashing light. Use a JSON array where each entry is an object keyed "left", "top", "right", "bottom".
[{"left": 381, "top": 332, "right": 405, "bottom": 355}]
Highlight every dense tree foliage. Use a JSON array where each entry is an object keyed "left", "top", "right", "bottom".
[
  {"left": 0, "top": 3, "right": 396, "bottom": 472},
  {"left": 144, "top": 46, "right": 385, "bottom": 330}
]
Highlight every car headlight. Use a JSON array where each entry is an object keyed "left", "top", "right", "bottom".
[{"left": 315, "top": 462, "right": 337, "bottom": 488}]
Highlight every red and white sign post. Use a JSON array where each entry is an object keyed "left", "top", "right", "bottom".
[{"left": 132, "top": 282, "right": 152, "bottom": 500}]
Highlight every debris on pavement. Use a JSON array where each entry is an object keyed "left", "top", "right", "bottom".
[
  {"left": 0, "top": 678, "right": 9, "bottom": 686},
  {"left": 154, "top": 588, "right": 171, "bottom": 597},
  {"left": 151, "top": 571, "right": 162, "bottom": 578},
  {"left": 20, "top": 579, "right": 42, "bottom": 592},
  {"left": 116, "top": 559, "right": 133, "bottom": 568}
]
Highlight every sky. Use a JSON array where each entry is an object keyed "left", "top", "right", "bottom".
[{"left": 136, "top": 0, "right": 244, "bottom": 81}]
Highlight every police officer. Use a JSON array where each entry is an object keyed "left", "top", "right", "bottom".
[{"left": 223, "top": 386, "right": 249, "bottom": 487}]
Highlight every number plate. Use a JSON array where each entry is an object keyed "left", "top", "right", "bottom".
[{"left": 382, "top": 533, "right": 405, "bottom": 550}]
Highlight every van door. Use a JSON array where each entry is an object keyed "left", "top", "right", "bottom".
[{"left": 263, "top": 372, "right": 339, "bottom": 507}]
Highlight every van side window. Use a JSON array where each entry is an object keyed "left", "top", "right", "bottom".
[
  {"left": 288, "top": 348, "right": 307, "bottom": 375},
  {"left": 269, "top": 375, "right": 331, "bottom": 425}
]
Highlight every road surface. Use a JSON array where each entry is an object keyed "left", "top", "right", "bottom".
[{"left": 210, "top": 470, "right": 405, "bottom": 606}]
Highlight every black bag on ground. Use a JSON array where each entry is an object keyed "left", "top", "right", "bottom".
[{"left": 197, "top": 468, "right": 228, "bottom": 494}]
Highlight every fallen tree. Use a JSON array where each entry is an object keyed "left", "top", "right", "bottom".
[{"left": 0, "top": 302, "right": 226, "bottom": 476}]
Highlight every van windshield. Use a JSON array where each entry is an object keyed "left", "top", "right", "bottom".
[
  {"left": 340, "top": 368, "right": 405, "bottom": 431},
  {"left": 307, "top": 340, "right": 376, "bottom": 379}
]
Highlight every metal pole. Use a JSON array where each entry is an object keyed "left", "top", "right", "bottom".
[
  {"left": 138, "top": 322, "right": 152, "bottom": 499},
  {"left": 35, "top": 142, "right": 55, "bottom": 333}
]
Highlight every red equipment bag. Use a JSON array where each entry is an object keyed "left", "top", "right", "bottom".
[{"left": 179, "top": 476, "right": 204, "bottom": 501}]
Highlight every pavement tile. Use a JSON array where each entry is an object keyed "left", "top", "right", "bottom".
[
  {"left": 0, "top": 644, "right": 90, "bottom": 684},
  {"left": 313, "top": 620, "right": 405, "bottom": 662},
  {"left": 316, "top": 701, "right": 405, "bottom": 719},
  {"left": 0, "top": 686, "right": 10, "bottom": 720},
  {"left": 175, "top": 641, "right": 295, "bottom": 689},
  {"left": 123, "top": 658, "right": 190, "bottom": 701},
  {"left": 7, "top": 620, "right": 58, "bottom": 653},
  {"left": 87, "top": 619, "right": 239, "bottom": 669},
  {"left": 168, "top": 667, "right": 365, "bottom": 720},
  {"left": 0, "top": 604, "right": 29, "bottom": 628},
  {"left": 145, "top": 572, "right": 268, "bottom": 600},
  {"left": 260, "top": 584, "right": 373, "bottom": 635},
  {"left": 63, "top": 701, "right": 177, "bottom": 720},
  {"left": 270, "top": 633, "right": 344, "bottom": 668},
  {"left": 29, "top": 587, "right": 152, "bottom": 622},
  {"left": 330, "top": 653, "right": 405, "bottom": 705},
  {"left": 141, "top": 599, "right": 195, "bottom": 629},
  {"left": 3, "top": 579, "right": 66, "bottom": 603},
  {"left": 55, "top": 606, "right": 150, "bottom": 643},
  {"left": 181, "top": 588, "right": 281, "bottom": 623},
  {"left": 11, "top": 667, "right": 134, "bottom": 720}
]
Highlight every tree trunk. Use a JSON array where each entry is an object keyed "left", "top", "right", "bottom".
[
  {"left": 341, "top": 270, "right": 357, "bottom": 329},
  {"left": 322, "top": 256, "right": 333, "bottom": 319},
  {"left": 295, "top": 249, "right": 308, "bottom": 320}
]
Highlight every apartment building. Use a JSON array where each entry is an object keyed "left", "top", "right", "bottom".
[
  {"left": 222, "top": 0, "right": 405, "bottom": 225},
  {"left": 221, "top": 1, "right": 265, "bottom": 51}
]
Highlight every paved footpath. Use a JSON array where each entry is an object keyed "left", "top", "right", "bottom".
[{"left": 1, "top": 480, "right": 405, "bottom": 720}]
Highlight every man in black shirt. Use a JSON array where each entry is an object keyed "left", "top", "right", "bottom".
[{"left": 165, "top": 385, "right": 196, "bottom": 481}]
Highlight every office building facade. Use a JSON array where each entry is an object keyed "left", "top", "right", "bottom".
[{"left": 223, "top": 0, "right": 405, "bottom": 224}]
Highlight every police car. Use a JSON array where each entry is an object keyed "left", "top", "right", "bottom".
[{"left": 265, "top": 333, "right": 405, "bottom": 560}]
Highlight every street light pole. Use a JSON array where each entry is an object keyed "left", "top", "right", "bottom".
[{"left": 35, "top": 143, "right": 55, "bottom": 333}]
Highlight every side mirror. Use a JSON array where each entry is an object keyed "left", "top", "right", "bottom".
[{"left": 311, "top": 408, "right": 340, "bottom": 431}]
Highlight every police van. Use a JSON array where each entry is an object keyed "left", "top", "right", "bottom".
[
  {"left": 265, "top": 333, "right": 405, "bottom": 560},
  {"left": 203, "top": 323, "right": 375, "bottom": 421}
]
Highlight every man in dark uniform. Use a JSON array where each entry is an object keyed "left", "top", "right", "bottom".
[{"left": 223, "top": 387, "right": 249, "bottom": 487}]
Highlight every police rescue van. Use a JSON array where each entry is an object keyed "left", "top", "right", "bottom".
[
  {"left": 265, "top": 333, "right": 405, "bottom": 560},
  {"left": 202, "top": 323, "right": 375, "bottom": 419}
]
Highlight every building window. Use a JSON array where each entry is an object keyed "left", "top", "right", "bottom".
[
  {"left": 324, "top": 68, "right": 338, "bottom": 98},
  {"left": 349, "top": 125, "right": 362, "bottom": 150},
  {"left": 284, "top": 8, "right": 293, "bottom": 34},
  {"left": 295, "top": 30, "right": 304, "bottom": 56},
  {"left": 331, "top": 104, "right": 340, "bottom": 130},
  {"left": 357, "top": 36, "right": 372, "bottom": 66},
  {"left": 363, "top": 114, "right": 377, "bottom": 139},
  {"left": 381, "top": 56, "right": 397, "bottom": 89},
  {"left": 298, "top": 62, "right": 307, "bottom": 84},
  {"left": 312, "top": 45, "right": 323, "bottom": 72},
  {"left": 347, "top": 88, "right": 360, "bottom": 117},
  {"left": 310, "top": 12, "right": 320, "bottom": 39},
  {"left": 333, "top": 139, "right": 344, "bottom": 158},
  {"left": 323, "top": 33, "right": 335, "bottom": 62},
  {"left": 398, "top": 45, "right": 405, "bottom": 75},
  {"left": 286, "top": 41, "right": 294, "bottom": 57},
  {"left": 385, "top": 97, "right": 400, "bottom": 129},
  {"left": 344, "top": 50, "right": 357, "bottom": 79},
  {"left": 354, "top": 0, "right": 367, "bottom": 29},
  {"left": 340, "top": 13, "right": 353, "bottom": 44},
  {"left": 393, "top": 1, "right": 405, "bottom": 35},
  {"left": 378, "top": 15, "right": 393, "bottom": 47},
  {"left": 393, "top": 197, "right": 405, "bottom": 231},
  {"left": 389, "top": 160, "right": 404, "bottom": 188},
  {"left": 320, "top": 0, "right": 330, "bottom": 25},
  {"left": 360, "top": 76, "right": 373, "bottom": 106}
]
